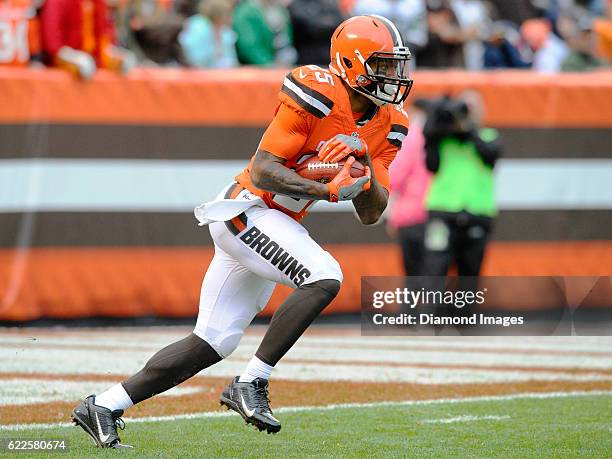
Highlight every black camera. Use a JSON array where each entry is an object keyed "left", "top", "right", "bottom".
[{"left": 425, "top": 95, "right": 474, "bottom": 138}]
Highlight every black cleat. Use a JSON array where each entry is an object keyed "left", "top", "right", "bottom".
[
  {"left": 220, "top": 377, "right": 281, "bottom": 434},
  {"left": 71, "top": 395, "right": 132, "bottom": 449}
]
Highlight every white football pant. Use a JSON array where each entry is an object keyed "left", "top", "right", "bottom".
[{"left": 193, "top": 201, "right": 342, "bottom": 358}]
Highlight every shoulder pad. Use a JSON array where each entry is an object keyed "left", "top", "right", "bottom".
[
  {"left": 279, "top": 66, "right": 336, "bottom": 119},
  {"left": 386, "top": 104, "right": 410, "bottom": 148}
]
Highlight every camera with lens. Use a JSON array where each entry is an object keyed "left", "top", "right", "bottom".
[{"left": 424, "top": 95, "right": 475, "bottom": 139}]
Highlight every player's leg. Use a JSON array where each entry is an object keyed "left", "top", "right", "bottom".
[
  {"left": 71, "top": 333, "right": 221, "bottom": 449},
  {"left": 118, "top": 246, "right": 275, "bottom": 400},
  {"left": 217, "top": 205, "right": 343, "bottom": 368},
  {"left": 214, "top": 205, "right": 342, "bottom": 433},
  {"left": 220, "top": 277, "right": 340, "bottom": 433},
  {"left": 72, "top": 242, "right": 274, "bottom": 448}
]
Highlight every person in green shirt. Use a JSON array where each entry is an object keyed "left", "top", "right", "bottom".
[
  {"left": 232, "top": 0, "right": 295, "bottom": 66},
  {"left": 422, "top": 90, "right": 502, "bottom": 278}
]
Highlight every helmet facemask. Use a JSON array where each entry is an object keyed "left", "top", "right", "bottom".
[{"left": 354, "top": 47, "right": 413, "bottom": 106}]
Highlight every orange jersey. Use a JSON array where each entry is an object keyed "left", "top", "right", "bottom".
[
  {"left": 0, "top": 0, "right": 41, "bottom": 66},
  {"left": 236, "top": 64, "right": 409, "bottom": 221}
]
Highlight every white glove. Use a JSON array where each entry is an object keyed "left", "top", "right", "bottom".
[{"left": 57, "top": 46, "right": 96, "bottom": 80}]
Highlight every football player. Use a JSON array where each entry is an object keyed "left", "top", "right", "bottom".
[{"left": 71, "top": 14, "right": 412, "bottom": 447}]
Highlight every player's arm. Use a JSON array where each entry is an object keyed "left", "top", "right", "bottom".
[
  {"left": 353, "top": 117, "right": 409, "bottom": 224},
  {"left": 352, "top": 153, "right": 391, "bottom": 225},
  {"left": 252, "top": 151, "right": 329, "bottom": 200},
  {"left": 251, "top": 104, "right": 370, "bottom": 202},
  {"left": 250, "top": 104, "right": 329, "bottom": 200}
]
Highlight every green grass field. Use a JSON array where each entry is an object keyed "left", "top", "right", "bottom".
[{"left": 3, "top": 394, "right": 611, "bottom": 458}]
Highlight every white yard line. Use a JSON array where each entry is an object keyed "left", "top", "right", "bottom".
[
  {"left": 1, "top": 390, "right": 610, "bottom": 431},
  {"left": 422, "top": 415, "right": 511, "bottom": 424}
]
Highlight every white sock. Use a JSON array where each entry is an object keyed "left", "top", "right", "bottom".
[
  {"left": 95, "top": 383, "right": 134, "bottom": 412},
  {"left": 238, "top": 356, "right": 274, "bottom": 383}
]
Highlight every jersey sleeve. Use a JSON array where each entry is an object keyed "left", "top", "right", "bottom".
[
  {"left": 260, "top": 66, "right": 337, "bottom": 160},
  {"left": 374, "top": 106, "right": 411, "bottom": 191},
  {"left": 372, "top": 146, "right": 398, "bottom": 192},
  {"left": 278, "top": 66, "right": 335, "bottom": 119},
  {"left": 386, "top": 105, "right": 410, "bottom": 149},
  {"left": 258, "top": 102, "right": 312, "bottom": 160}
]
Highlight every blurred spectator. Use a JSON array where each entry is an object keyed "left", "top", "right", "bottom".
[
  {"left": 338, "top": 0, "right": 356, "bottom": 15},
  {"left": 556, "top": 6, "right": 582, "bottom": 42},
  {"left": 594, "top": 0, "right": 612, "bottom": 61},
  {"left": 289, "top": 0, "right": 344, "bottom": 65},
  {"left": 521, "top": 17, "right": 569, "bottom": 71},
  {"left": 352, "top": 0, "right": 428, "bottom": 52},
  {"left": 126, "top": 0, "right": 187, "bottom": 66},
  {"left": 175, "top": 0, "right": 200, "bottom": 18},
  {"left": 0, "top": 0, "right": 43, "bottom": 66},
  {"left": 388, "top": 99, "right": 432, "bottom": 276},
  {"left": 179, "top": 0, "right": 238, "bottom": 68},
  {"left": 416, "top": 0, "right": 465, "bottom": 68},
  {"left": 422, "top": 91, "right": 501, "bottom": 278},
  {"left": 532, "top": 0, "right": 575, "bottom": 35},
  {"left": 586, "top": 0, "right": 606, "bottom": 15},
  {"left": 233, "top": 0, "right": 296, "bottom": 66},
  {"left": 449, "top": 0, "right": 492, "bottom": 70},
  {"left": 264, "top": 0, "right": 296, "bottom": 64},
  {"left": 107, "top": 0, "right": 130, "bottom": 49},
  {"left": 562, "top": 16, "right": 606, "bottom": 69},
  {"left": 40, "top": 0, "right": 135, "bottom": 79},
  {"left": 489, "top": 0, "right": 537, "bottom": 25},
  {"left": 483, "top": 21, "right": 531, "bottom": 68}
]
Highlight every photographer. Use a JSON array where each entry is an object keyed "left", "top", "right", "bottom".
[{"left": 422, "top": 90, "right": 501, "bottom": 278}]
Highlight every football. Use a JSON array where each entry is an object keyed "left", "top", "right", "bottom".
[{"left": 294, "top": 155, "right": 366, "bottom": 184}]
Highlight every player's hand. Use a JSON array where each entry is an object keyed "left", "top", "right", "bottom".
[
  {"left": 318, "top": 134, "right": 368, "bottom": 163},
  {"left": 327, "top": 156, "right": 371, "bottom": 202}
]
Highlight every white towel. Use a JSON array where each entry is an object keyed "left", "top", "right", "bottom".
[{"left": 194, "top": 183, "right": 264, "bottom": 226}]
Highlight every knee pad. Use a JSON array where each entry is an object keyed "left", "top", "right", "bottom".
[
  {"left": 311, "top": 252, "right": 343, "bottom": 284},
  {"left": 193, "top": 327, "right": 243, "bottom": 359}
]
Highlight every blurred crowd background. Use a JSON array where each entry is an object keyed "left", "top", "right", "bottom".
[{"left": 1, "top": 0, "right": 611, "bottom": 77}]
